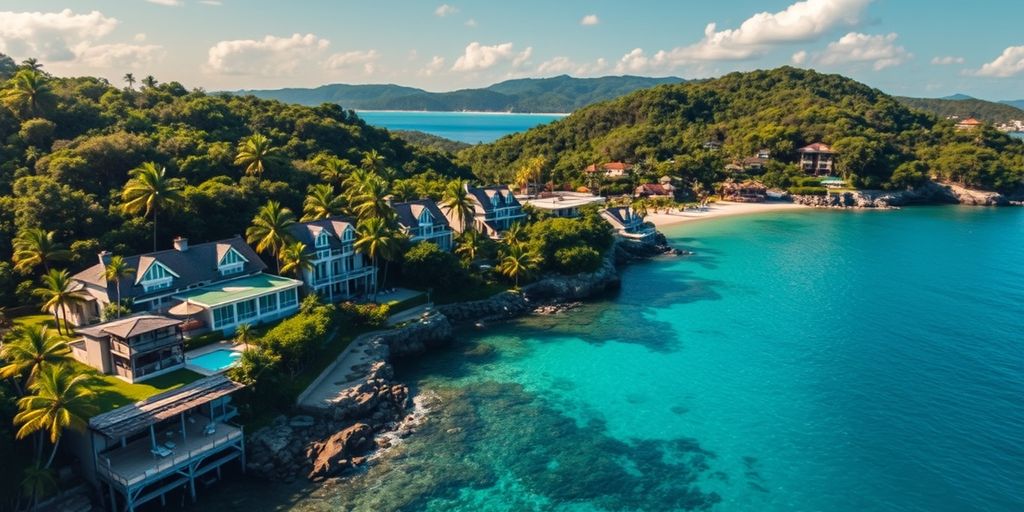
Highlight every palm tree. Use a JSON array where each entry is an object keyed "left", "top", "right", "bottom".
[
  {"left": 103, "top": 256, "right": 135, "bottom": 319},
  {"left": 21, "top": 58, "right": 43, "bottom": 71},
  {"left": 351, "top": 174, "right": 393, "bottom": 222},
  {"left": 320, "top": 157, "right": 357, "bottom": 186},
  {"left": 12, "top": 228, "right": 71, "bottom": 274},
  {"left": 455, "top": 230, "right": 483, "bottom": 264},
  {"left": 0, "top": 326, "right": 72, "bottom": 393},
  {"left": 503, "top": 222, "right": 528, "bottom": 249},
  {"left": 15, "top": 365, "right": 96, "bottom": 468},
  {"left": 0, "top": 306, "right": 10, "bottom": 330},
  {"left": 141, "top": 75, "right": 158, "bottom": 89},
  {"left": 390, "top": 180, "right": 418, "bottom": 202},
  {"left": 32, "top": 270, "right": 85, "bottom": 335},
  {"left": 20, "top": 463, "right": 57, "bottom": 511},
  {"left": 496, "top": 244, "right": 540, "bottom": 289},
  {"left": 360, "top": 149, "right": 386, "bottom": 174},
  {"left": 441, "top": 180, "right": 475, "bottom": 233},
  {"left": 2, "top": 70, "right": 56, "bottom": 118},
  {"left": 354, "top": 217, "right": 400, "bottom": 300},
  {"left": 123, "top": 72, "right": 136, "bottom": 90},
  {"left": 121, "top": 162, "right": 184, "bottom": 252},
  {"left": 246, "top": 201, "right": 297, "bottom": 273},
  {"left": 234, "top": 323, "right": 255, "bottom": 352},
  {"left": 630, "top": 199, "right": 649, "bottom": 220},
  {"left": 278, "top": 241, "right": 313, "bottom": 278},
  {"left": 234, "top": 133, "right": 278, "bottom": 179},
  {"left": 302, "top": 184, "right": 345, "bottom": 221}
]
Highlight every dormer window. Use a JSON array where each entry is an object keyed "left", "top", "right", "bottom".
[
  {"left": 140, "top": 262, "right": 176, "bottom": 292},
  {"left": 315, "top": 232, "right": 329, "bottom": 248},
  {"left": 341, "top": 227, "right": 355, "bottom": 253},
  {"left": 491, "top": 194, "right": 501, "bottom": 208},
  {"left": 218, "top": 248, "right": 247, "bottom": 276}
]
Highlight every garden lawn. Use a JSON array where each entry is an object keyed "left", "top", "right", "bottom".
[{"left": 86, "top": 366, "right": 204, "bottom": 414}]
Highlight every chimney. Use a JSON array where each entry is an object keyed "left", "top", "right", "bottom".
[
  {"left": 98, "top": 251, "right": 112, "bottom": 267},
  {"left": 173, "top": 237, "right": 189, "bottom": 252}
]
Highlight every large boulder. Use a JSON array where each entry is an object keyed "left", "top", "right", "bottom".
[{"left": 307, "top": 423, "right": 373, "bottom": 480}]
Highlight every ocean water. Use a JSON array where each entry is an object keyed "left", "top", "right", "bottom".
[
  {"left": 1010, "top": 132, "right": 1023, "bottom": 140},
  {"left": 201, "top": 207, "right": 1024, "bottom": 511},
  {"left": 356, "top": 111, "right": 565, "bottom": 144}
]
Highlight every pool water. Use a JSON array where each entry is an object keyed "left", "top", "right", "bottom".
[{"left": 188, "top": 349, "right": 242, "bottom": 372}]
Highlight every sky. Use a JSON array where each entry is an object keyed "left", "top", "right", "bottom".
[{"left": 1, "top": 0, "right": 1023, "bottom": 100}]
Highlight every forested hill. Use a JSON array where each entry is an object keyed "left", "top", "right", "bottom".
[
  {"left": 895, "top": 96, "right": 1024, "bottom": 123},
  {"left": 234, "top": 75, "right": 683, "bottom": 113},
  {"left": 458, "top": 67, "right": 1024, "bottom": 194},
  {"left": 0, "top": 61, "right": 471, "bottom": 306}
]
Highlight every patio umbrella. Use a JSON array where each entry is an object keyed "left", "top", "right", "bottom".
[{"left": 168, "top": 300, "right": 204, "bottom": 317}]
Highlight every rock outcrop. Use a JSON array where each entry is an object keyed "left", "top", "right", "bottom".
[
  {"left": 792, "top": 181, "right": 1010, "bottom": 208},
  {"left": 522, "top": 254, "right": 620, "bottom": 302},
  {"left": 436, "top": 291, "right": 531, "bottom": 324},
  {"left": 307, "top": 423, "right": 373, "bottom": 480}
]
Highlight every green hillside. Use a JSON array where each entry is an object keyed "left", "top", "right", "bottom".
[
  {"left": 895, "top": 96, "right": 1024, "bottom": 123},
  {"left": 458, "top": 67, "right": 1024, "bottom": 193}
]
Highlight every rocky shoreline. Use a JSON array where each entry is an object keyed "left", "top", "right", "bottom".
[
  {"left": 246, "top": 238, "right": 679, "bottom": 483},
  {"left": 791, "top": 180, "right": 1016, "bottom": 209}
]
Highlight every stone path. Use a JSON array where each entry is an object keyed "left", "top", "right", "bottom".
[{"left": 297, "top": 329, "right": 386, "bottom": 411}]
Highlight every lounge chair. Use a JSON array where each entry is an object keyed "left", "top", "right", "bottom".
[
  {"left": 150, "top": 446, "right": 172, "bottom": 458},
  {"left": 203, "top": 423, "right": 217, "bottom": 436}
]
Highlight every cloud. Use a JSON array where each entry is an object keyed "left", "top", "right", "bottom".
[
  {"left": 791, "top": 50, "right": 808, "bottom": 65},
  {"left": 145, "top": 0, "right": 182, "bottom": 6},
  {"left": 580, "top": 14, "right": 600, "bottom": 26},
  {"left": 435, "top": 4, "right": 458, "bottom": 17},
  {"left": 207, "top": 33, "right": 330, "bottom": 75},
  {"left": 536, "top": 56, "right": 608, "bottom": 76},
  {"left": 972, "top": 46, "right": 1024, "bottom": 77},
  {"left": 134, "top": 33, "right": 147, "bottom": 42},
  {"left": 200, "top": 0, "right": 223, "bottom": 5},
  {"left": 931, "top": 56, "right": 964, "bottom": 65},
  {"left": 0, "top": 9, "right": 118, "bottom": 61},
  {"left": 815, "top": 32, "right": 911, "bottom": 70},
  {"left": 75, "top": 43, "right": 164, "bottom": 68},
  {"left": 451, "top": 42, "right": 532, "bottom": 71},
  {"left": 465, "top": 18, "right": 477, "bottom": 27},
  {"left": 419, "top": 56, "right": 446, "bottom": 76},
  {"left": 325, "top": 49, "right": 379, "bottom": 74},
  {"left": 614, "top": 48, "right": 674, "bottom": 73}
]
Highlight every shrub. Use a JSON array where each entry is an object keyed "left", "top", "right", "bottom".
[
  {"left": 796, "top": 176, "right": 823, "bottom": 187},
  {"left": 100, "top": 302, "right": 131, "bottom": 322},
  {"left": 401, "top": 241, "right": 466, "bottom": 289},
  {"left": 554, "top": 246, "right": 602, "bottom": 274},
  {"left": 787, "top": 186, "right": 828, "bottom": 196},
  {"left": 259, "top": 304, "right": 335, "bottom": 375},
  {"left": 339, "top": 302, "right": 391, "bottom": 328}
]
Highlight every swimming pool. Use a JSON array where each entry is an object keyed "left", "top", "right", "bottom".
[{"left": 187, "top": 349, "right": 241, "bottom": 373}]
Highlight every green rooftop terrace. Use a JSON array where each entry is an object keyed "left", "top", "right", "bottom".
[{"left": 172, "top": 273, "right": 301, "bottom": 308}]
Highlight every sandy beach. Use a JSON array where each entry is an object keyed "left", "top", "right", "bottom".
[{"left": 644, "top": 201, "right": 809, "bottom": 227}]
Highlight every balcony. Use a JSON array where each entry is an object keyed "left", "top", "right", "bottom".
[{"left": 110, "top": 335, "right": 182, "bottom": 357}]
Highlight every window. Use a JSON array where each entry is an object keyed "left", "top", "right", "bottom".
[
  {"left": 315, "top": 231, "right": 329, "bottom": 248},
  {"left": 213, "top": 305, "right": 235, "bottom": 329},
  {"left": 341, "top": 227, "right": 354, "bottom": 253},
  {"left": 141, "top": 263, "right": 175, "bottom": 292},
  {"left": 279, "top": 289, "right": 298, "bottom": 309},
  {"left": 491, "top": 194, "right": 501, "bottom": 208},
  {"left": 236, "top": 299, "right": 257, "bottom": 322},
  {"left": 218, "top": 248, "right": 247, "bottom": 276},
  {"left": 259, "top": 293, "right": 277, "bottom": 313}
]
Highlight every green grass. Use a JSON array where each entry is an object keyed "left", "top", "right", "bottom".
[
  {"left": 387, "top": 293, "right": 427, "bottom": 314},
  {"left": 85, "top": 366, "right": 204, "bottom": 414},
  {"left": 434, "top": 280, "right": 510, "bottom": 305},
  {"left": 12, "top": 314, "right": 69, "bottom": 332}
]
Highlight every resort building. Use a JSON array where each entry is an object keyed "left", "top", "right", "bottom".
[
  {"left": 584, "top": 162, "right": 633, "bottom": 178},
  {"left": 171, "top": 273, "right": 302, "bottom": 335},
  {"left": 721, "top": 179, "right": 768, "bottom": 202},
  {"left": 392, "top": 199, "right": 455, "bottom": 251},
  {"left": 703, "top": 140, "right": 722, "bottom": 151},
  {"left": 521, "top": 192, "right": 606, "bottom": 218},
  {"left": 448, "top": 184, "right": 527, "bottom": 240},
  {"left": 285, "top": 216, "right": 378, "bottom": 302},
  {"left": 601, "top": 207, "right": 657, "bottom": 244},
  {"left": 634, "top": 182, "right": 676, "bottom": 199},
  {"left": 67, "top": 237, "right": 269, "bottom": 328},
  {"left": 797, "top": 142, "right": 836, "bottom": 175},
  {"left": 955, "top": 117, "right": 984, "bottom": 131},
  {"left": 71, "top": 314, "right": 184, "bottom": 383},
  {"left": 742, "top": 149, "right": 771, "bottom": 171},
  {"left": 74, "top": 375, "right": 245, "bottom": 512}
]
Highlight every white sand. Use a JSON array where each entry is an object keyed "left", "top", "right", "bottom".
[{"left": 644, "top": 201, "right": 809, "bottom": 227}]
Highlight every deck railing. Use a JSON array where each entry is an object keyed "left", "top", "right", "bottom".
[{"left": 96, "top": 426, "right": 243, "bottom": 489}]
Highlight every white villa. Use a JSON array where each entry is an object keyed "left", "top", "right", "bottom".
[
  {"left": 393, "top": 199, "right": 455, "bottom": 251},
  {"left": 72, "top": 314, "right": 185, "bottom": 383},
  {"left": 449, "top": 184, "right": 527, "bottom": 240},
  {"left": 798, "top": 142, "right": 836, "bottom": 175},
  {"left": 285, "top": 216, "right": 378, "bottom": 302},
  {"left": 171, "top": 273, "right": 301, "bottom": 335},
  {"left": 522, "top": 192, "right": 606, "bottom": 218},
  {"left": 601, "top": 207, "right": 657, "bottom": 243}
]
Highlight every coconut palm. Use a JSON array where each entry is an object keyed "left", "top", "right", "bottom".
[
  {"left": 354, "top": 217, "right": 400, "bottom": 300},
  {"left": 246, "top": 201, "right": 297, "bottom": 273},
  {"left": 2, "top": 70, "right": 56, "bottom": 118},
  {"left": 21, "top": 58, "right": 43, "bottom": 71},
  {"left": 12, "top": 228, "right": 71, "bottom": 274},
  {"left": 15, "top": 365, "right": 97, "bottom": 468},
  {"left": 20, "top": 462, "right": 57, "bottom": 511},
  {"left": 455, "top": 230, "right": 483, "bottom": 264},
  {"left": 503, "top": 222, "right": 528, "bottom": 249},
  {"left": 302, "top": 184, "right": 346, "bottom": 221},
  {"left": 103, "top": 256, "right": 135, "bottom": 319},
  {"left": 441, "top": 180, "right": 475, "bottom": 233},
  {"left": 496, "top": 244, "right": 540, "bottom": 289},
  {"left": 32, "top": 270, "right": 85, "bottom": 336},
  {"left": 121, "top": 162, "right": 184, "bottom": 252},
  {"left": 278, "top": 241, "right": 313, "bottom": 278},
  {"left": 234, "top": 133, "right": 278, "bottom": 179},
  {"left": 390, "top": 180, "right": 418, "bottom": 202},
  {"left": 360, "top": 149, "right": 386, "bottom": 174},
  {"left": 0, "top": 306, "right": 10, "bottom": 330},
  {"left": 320, "top": 157, "right": 357, "bottom": 186},
  {"left": 123, "top": 72, "right": 136, "bottom": 90},
  {"left": 234, "top": 323, "right": 256, "bottom": 352},
  {"left": 351, "top": 173, "right": 393, "bottom": 222},
  {"left": 0, "top": 326, "right": 72, "bottom": 392},
  {"left": 630, "top": 199, "right": 649, "bottom": 220},
  {"left": 141, "top": 75, "right": 158, "bottom": 89}
]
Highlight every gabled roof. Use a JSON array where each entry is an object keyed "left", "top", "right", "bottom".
[
  {"left": 797, "top": 142, "right": 834, "bottom": 153},
  {"left": 636, "top": 183, "right": 673, "bottom": 195},
  {"left": 77, "top": 314, "right": 182, "bottom": 340},
  {"left": 467, "top": 185, "right": 521, "bottom": 213},
  {"left": 71, "top": 236, "right": 266, "bottom": 303},
  {"left": 286, "top": 216, "right": 357, "bottom": 253},
  {"left": 957, "top": 117, "right": 983, "bottom": 126},
  {"left": 585, "top": 162, "right": 633, "bottom": 173},
  {"left": 392, "top": 199, "right": 451, "bottom": 231}
]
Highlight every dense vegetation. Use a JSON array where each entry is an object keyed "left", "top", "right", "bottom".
[
  {"left": 392, "top": 130, "right": 471, "bottom": 153},
  {"left": 236, "top": 75, "right": 683, "bottom": 113},
  {"left": 895, "top": 96, "right": 1024, "bottom": 124},
  {"left": 459, "top": 67, "right": 1024, "bottom": 195}
]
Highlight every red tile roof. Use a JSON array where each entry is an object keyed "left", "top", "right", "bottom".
[
  {"left": 585, "top": 162, "right": 633, "bottom": 172},
  {"left": 797, "top": 142, "right": 834, "bottom": 153}
]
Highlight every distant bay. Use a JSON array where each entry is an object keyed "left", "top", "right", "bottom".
[
  {"left": 356, "top": 110, "right": 566, "bottom": 144},
  {"left": 1010, "top": 132, "right": 1024, "bottom": 140}
]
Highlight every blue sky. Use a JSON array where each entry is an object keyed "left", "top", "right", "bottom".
[{"left": 1, "top": 0, "right": 1023, "bottom": 100}]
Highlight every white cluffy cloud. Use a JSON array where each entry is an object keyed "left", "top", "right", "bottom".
[
  {"left": 931, "top": 56, "right": 964, "bottom": 65},
  {"left": 536, "top": 56, "right": 608, "bottom": 76},
  {"left": 435, "top": 4, "right": 458, "bottom": 17},
  {"left": 815, "top": 32, "right": 911, "bottom": 70},
  {"left": 580, "top": 14, "right": 600, "bottom": 26},
  {"left": 0, "top": 9, "right": 162, "bottom": 69},
  {"left": 145, "top": 0, "right": 182, "bottom": 6},
  {"left": 973, "top": 46, "right": 1024, "bottom": 77},
  {"left": 419, "top": 56, "right": 446, "bottom": 76},
  {"left": 791, "top": 50, "right": 808, "bottom": 65},
  {"left": 451, "top": 42, "right": 531, "bottom": 71},
  {"left": 207, "top": 33, "right": 378, "bottom": 76}
]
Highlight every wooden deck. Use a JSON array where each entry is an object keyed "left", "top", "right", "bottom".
[{"left": 96, "top": 418, "right": 242, "bottom": 489}]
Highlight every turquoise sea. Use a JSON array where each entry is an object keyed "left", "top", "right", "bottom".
[
  {"left": 202, "top": 207, "right": 1024, "bottom": 511},
  {"left": 356, "top": 111, "right": 565, "bottom": 144}
]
